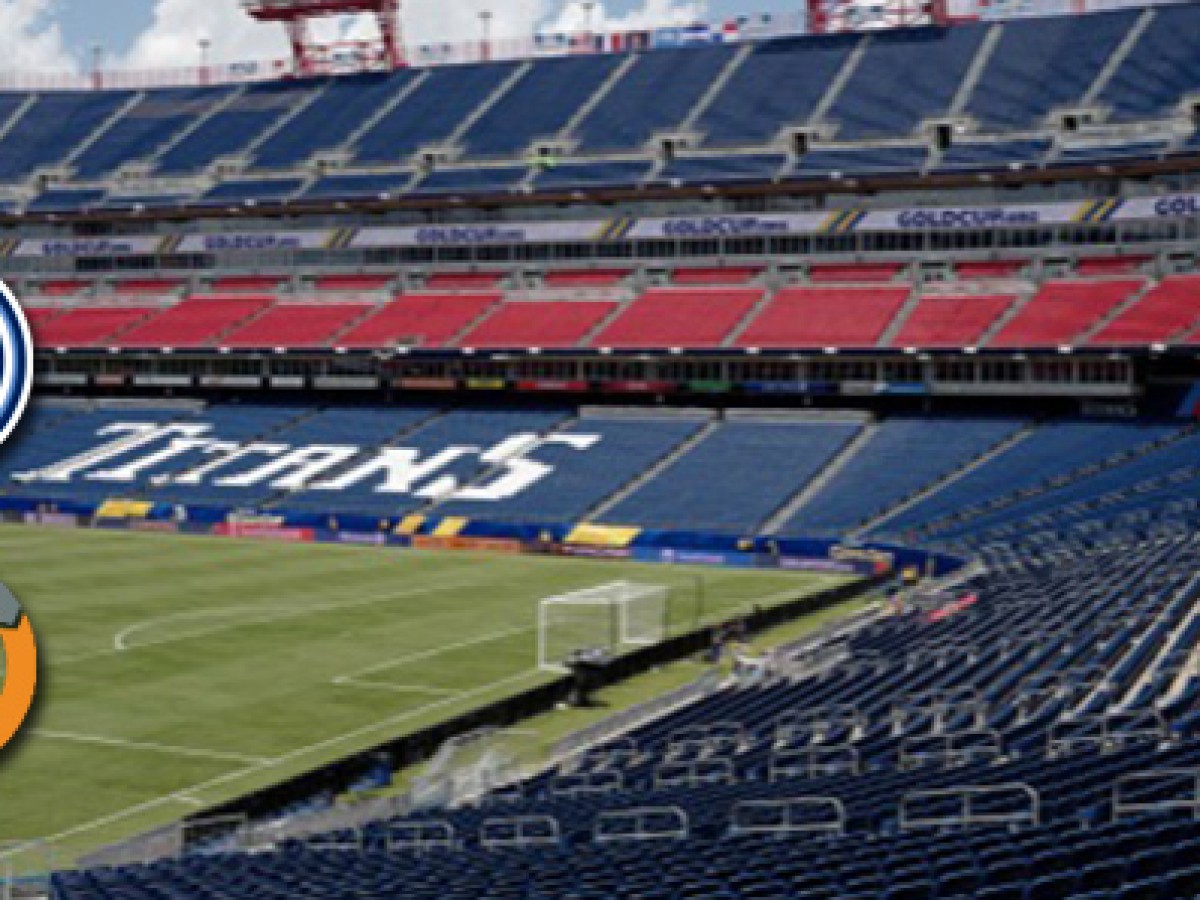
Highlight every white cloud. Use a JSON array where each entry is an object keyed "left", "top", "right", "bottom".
[
  {"left": 0, "top": 0, "right": 76, "bottom": 71},
  {"left": 121, "top": 0, "right": 708, "bottom": 68},
  {"left": 121, "top": 0, "right": 288, "bottom": 69},
  {"left": 0, "top": 0, "right": 712, "bottom": 73},
  {"left": 548, "top": 0, "right": 705, "bottom": 34}
]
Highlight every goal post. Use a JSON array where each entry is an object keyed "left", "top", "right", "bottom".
[{"left": 538, "top": 582, "right": 669, "bottom": 673}]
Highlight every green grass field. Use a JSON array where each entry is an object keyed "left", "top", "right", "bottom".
[{"left": 0, "top": 525, "right": 856, "bottom": 867}]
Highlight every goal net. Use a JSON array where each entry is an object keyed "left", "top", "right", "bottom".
[{"left": 538, "top": 581, "right": 669, "bottom": 673}]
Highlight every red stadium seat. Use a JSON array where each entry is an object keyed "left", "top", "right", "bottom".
[
  {"left": 541, "top": 270, "right": 629, "bottom": 288},
  {"left": 988, "top": 279, "right": 1142, "bottom": 348},
  {"left": 220, "top": 302, "right": 376, "bottom": 348},
  {"left": 30, "top": 280, "right": 91, "bottom": 297},
  {"left": 891, "top": 295, "right": 1017, "bottom": 348},
  {"left": 33, "top": 306, "right": 160, "bottom": 348},
  {"left": 460, "top": 301, "right": 618, "bottom": 349},
  {"left": 808, "top": 262, "right": 906, "bottom": 283},
  {"left": 210, "top": 275, "right": 288, "bottom": 292},
  {"left": 116, "top": 294, "right": 275, "bottom": 348},
  {"left": 335, "top": 293, "right": 501, "bottom": 349},
  {"left": 425, "top": 272, "right": 504, "bottom": 290},
  {"left": 953, "top": 260, "right": 1029, "bottom": 279},
  {"left": 313, "top": 274, "right": 394, "bottom": 292},
  {"left": 736, "top": 286, "right": 910, "bottom": 348},
  {"left": 1087, "top": 275, "right": 1200, "bottom": 346},
  {"left": 111, "top": 278, "right": 185, "bottom": 295},
  {"left": 672, "top": 267, "right": 761, "bottom": 285},
  {"left": 589, "top": 287, "right": 763, "bottom": 349},
  {"left": 1075, "top": 255, "right": 1152, "bottom": 277}
]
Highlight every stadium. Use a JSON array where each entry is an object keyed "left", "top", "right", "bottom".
[{"left": 0, "top": 0, "right": 1199, "bottom": 895}]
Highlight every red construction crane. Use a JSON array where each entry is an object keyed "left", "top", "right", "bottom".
[{"left": 243, "top": 0, "right": 404, "bottom": 74}]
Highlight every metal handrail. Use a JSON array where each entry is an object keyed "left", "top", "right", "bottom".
[
  {"left": 900, "top": 783, "right": 1040, "bottom": 832},
  {"left": 594, "top": 807, "right": 689, "bottom": 843},
  {"left": 480, "top": 815, "right": 561, "bottom": 849},
  {"left": 730, "top": 797, "right": 846, "bottom": 837}
]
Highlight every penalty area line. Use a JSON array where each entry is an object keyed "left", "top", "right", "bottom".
[
  {"left": 30, "top": 730, "right": 276, "bottom": 766},
  {"left": 332, "top": 680, "right": 461, "bottom": 696},
  {"left": 333, "top": 624, "right": 532, "bottom": 682}
]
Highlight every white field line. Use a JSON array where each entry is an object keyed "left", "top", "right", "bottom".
[
  {"left": 32, "top": 667, "right": 547, "bottom": 848},
  {"left": 30, "top": 730, "right": 275, "bottom": 765},
  {"left": 46, "top": 575, "right": 494, "bottom": 665},
  {"left": 332, "top": 682, "right": 461, "bottom": 696},
  {"left": 332, "top": 624, "right": 533, "bottom": 695},
  {"left": 332, "top": 625, "right": 531, "bottom": 682},
  {"left": 21, "top": 568, "right": 831, "bottom": 849},
  {"left": 112, "top": 575, "right": 495, "bottom": 652}
]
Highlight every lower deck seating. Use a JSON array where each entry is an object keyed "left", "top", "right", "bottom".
[
  {"left": 603, "top": 419, "right": 862, "bottom": 533},
  {"left": 783, "top": 417, "right": 1026, "bottom": 536},
  {"left": 873, "top": 419, "right": 1183, "bottom": 538},
  {"left": 435, "top": 415, "right": 706, "bottom": 524}
]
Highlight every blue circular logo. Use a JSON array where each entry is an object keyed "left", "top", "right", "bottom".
[{"left": 0, "top": 281, "right": 33, "bottom": 445}]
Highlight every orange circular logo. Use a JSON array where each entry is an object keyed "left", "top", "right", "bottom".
[{"left": 0, "top": 584, "right": 37, "bottom": 749}]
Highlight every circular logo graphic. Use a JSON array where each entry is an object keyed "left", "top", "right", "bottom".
[
  {"left": 0, "top": 583, "right": 36, "bottom": 750},
  {"left": 0, "top": 280, "right": 33, "bottom": 446}
]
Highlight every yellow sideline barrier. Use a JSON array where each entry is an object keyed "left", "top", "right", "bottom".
[
  {"left": 432, "top": 517, "right": 469, "bottom": 538},
  {"left": 395, "top": 515, "right": 426, "bottom": 535},
  {"left": 564, "top": 524, "right": 641, "bottom": 548},
  {"left": 96, "top": 499, "right": 154, "bottom": 519}
]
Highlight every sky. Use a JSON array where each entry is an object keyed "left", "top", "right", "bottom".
[{"left": 0, "top": 0, "right": 798, "bottom": 72}]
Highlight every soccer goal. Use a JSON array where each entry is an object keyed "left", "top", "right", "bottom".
[{"left": 538, "top": 581, "right": 669, "bottom": 673}]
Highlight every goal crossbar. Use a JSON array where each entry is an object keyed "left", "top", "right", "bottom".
[{"left": 538, "top": 581, "right": 668, "bottom": 673}]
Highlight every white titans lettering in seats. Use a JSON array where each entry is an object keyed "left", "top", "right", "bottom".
[
  {"left": 18, "top": 422, "right": 604, "bottom": 500},
  {"left": 214, "top": 446, "right": 360, "bottom": 490},
  {"left": 451, "top": 433, "right": 601, "bottom": 502},
  {"left": 18, "top": 423, "right": 208, "bottom": 482},
  {"left": 309, "top": 446, "right": 478, "bottom": 494}
]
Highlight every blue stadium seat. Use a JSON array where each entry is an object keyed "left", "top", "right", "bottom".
[
  {"left": 353, "top": 62, "right": 519, "bottom": 164},
  {"left": 697, "top": 35, "right": 855, "bottom": 147},
  {"left": 826, "top": 25, "right": 986, "bottom": 140},
  {"left": 573, "top": 45, "right": 737, "bottom": 152},
  {"left": 461, "top": 55, "right": 624, "bottom": 158},
  {"left": 605, "top": 419, "right": 861, "bottom": 533}
]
